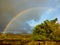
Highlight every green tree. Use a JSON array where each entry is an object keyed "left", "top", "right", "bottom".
[{"left": 33, "top": 18, "right": 60, "bottom": 41}]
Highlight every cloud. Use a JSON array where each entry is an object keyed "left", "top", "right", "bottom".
[
  {"left": 0, "top": 0, "right": 60, "bottom": 33},
  {"left": 3, "top": 8, "right": 48, "bottom": 34}
]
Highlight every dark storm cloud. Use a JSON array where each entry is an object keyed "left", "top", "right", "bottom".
[
  {"left": 2, "top": 8, "right": 53, "bottom": 34},
  {"left": 0, "top": 0, "right": 59, "bottom": 33}
]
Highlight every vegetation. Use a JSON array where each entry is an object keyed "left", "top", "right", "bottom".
[
  {"left": 33, "top": 18, "right": 60, "bottom": 41},
  {"left": 0, "top": 33, "right": 59, "bottom": 45},
  {"left": 0, "top": 18, "right": 60, "bottom": 45}
]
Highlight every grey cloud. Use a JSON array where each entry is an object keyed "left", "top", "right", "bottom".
[
  {"left": 0, "top": 0, "right": 59, "bottom": 33},
  {"left": 3, "top": 8, "right": 49, "bottom": 34}
]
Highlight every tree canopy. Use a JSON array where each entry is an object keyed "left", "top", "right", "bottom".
[{"left": 33, "top": 18, "right": 60, "bottom": 41}]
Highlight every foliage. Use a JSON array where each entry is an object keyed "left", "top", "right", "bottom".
[
  {"left": 0, "top": 33, "right": 59, "bottom": 45},
  {"left": 33, "top": 18, "right": 60, "bottom": 40}
]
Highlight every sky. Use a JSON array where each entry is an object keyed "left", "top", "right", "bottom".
[{"left": 0, "top": 0, "right": 60, "bottom": 33}]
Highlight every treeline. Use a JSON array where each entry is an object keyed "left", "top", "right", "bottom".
[
  {"left": 33, "top": 18, "right": 60, "bottom": 41},
  {"left": 0, "top": 18, "right": 60, "bottom": 45}
]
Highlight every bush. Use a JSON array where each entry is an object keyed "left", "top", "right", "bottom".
[{"left": 33, "top": 18, "right": 60, "bottom": 41}]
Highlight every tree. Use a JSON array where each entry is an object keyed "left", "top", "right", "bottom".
[{"left": 32, "top": 18, "right": 60, "bottom": 41}]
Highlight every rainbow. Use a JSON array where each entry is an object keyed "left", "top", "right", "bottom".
[{"left": 2, "top": 7, "right": 49, "bottom": 33}]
